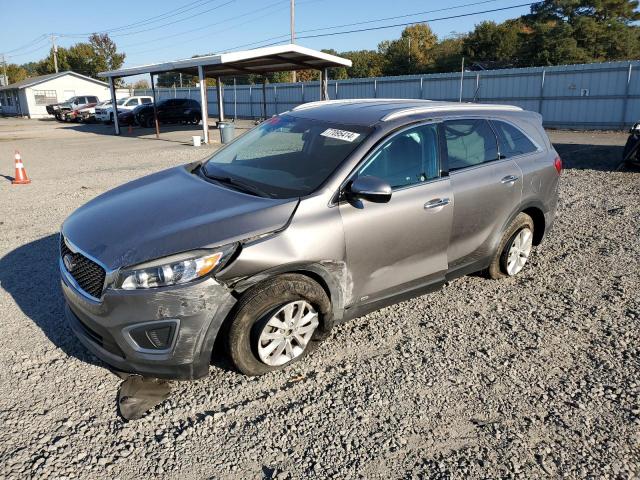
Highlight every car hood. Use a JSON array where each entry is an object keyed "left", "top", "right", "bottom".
[{"left": 63, "top": 164, "right": 298, "bottom": 270}]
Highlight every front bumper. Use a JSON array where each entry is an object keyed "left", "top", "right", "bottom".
[{"left": 61, "top": 265, "right": 237, "bottom": 380}]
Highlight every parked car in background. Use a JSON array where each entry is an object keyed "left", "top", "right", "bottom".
[
  {"left": 76, "top": 99, "right": 111, "bottom": 123},
  {"left": 95, "top": 96, "right": 153, "bottom": 123},
  {"left": 117, "top": 104, "right": 148, "bottom": 126},
  {"left": 135, "top": 98, "right": 201, "bottom": 127},
  {"left": 47, "top": 96, "right": 100, "bottom": 121},
  {"left": 60, "top": 99, "right": 560, "bottom": 380},
  {"left": 623, "top": 122, "right": 640, "bottom": 167}
]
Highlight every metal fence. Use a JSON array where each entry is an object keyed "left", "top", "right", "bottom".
[{"left": 134, "top": 59, "right": 640, "bottom": 130}]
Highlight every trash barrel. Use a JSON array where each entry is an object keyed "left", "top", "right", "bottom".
[{"left": 219, "top": 121, "right": 235, "bottom": 144}]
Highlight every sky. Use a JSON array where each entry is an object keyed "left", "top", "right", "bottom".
[{"left": 1, "top": 0, "right": 533, "bottom": 68}]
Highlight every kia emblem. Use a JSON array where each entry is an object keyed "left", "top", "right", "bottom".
[{"left": 63, "top": 254, "right": 76, "bottom": 272}]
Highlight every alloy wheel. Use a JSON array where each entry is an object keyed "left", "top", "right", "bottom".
[
  {"left": 257, "top": 300, "right": 319, "bottom": 366},
  {"left": 506, "top": 227, "right": 533, "bottom": 275}
]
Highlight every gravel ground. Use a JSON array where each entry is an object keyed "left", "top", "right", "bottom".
[{"left": 0, "top": 119, "right": 638, "bottom": 479}]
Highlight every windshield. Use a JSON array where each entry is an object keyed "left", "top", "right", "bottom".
[{"left": 202, "top": 114, "right": 370, "bottom": 198}]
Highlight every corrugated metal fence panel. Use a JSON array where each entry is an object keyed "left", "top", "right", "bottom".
[{"left": 133, "top": 60, "right": 640, "bottom": 129}]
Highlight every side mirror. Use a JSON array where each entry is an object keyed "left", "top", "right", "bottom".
[{"left": 347, "top": 175, "right": 392, "bottom": 203}]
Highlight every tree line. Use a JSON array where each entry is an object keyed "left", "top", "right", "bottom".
[{"left": 5, "top": 0, "right": 639, "bottom": 87}]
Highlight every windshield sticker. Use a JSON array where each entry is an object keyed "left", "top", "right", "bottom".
[{"left": 321, "top": 128, "right": 361, "bottom": 142}]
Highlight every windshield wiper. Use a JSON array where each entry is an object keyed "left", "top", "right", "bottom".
[{"left": 203, "top": 172, "right": 272, "bottom": 198}]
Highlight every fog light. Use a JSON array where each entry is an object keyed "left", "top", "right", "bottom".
[{"left": 127, "top": 321, "right": 178, "bottom": 352}]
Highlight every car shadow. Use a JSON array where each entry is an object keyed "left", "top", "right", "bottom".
[
  {"left": 0, "top": 234, "right": 103, "bottom": 368},
  {"left": 553, "top": 142, "right": 627, "bottom": 171}
]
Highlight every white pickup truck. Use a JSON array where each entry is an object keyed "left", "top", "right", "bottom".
[{"left": 95, "top": 96, "right": 153, "bottom": 123}]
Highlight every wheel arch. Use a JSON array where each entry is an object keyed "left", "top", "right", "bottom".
[{"left": 228, "top": 261, "right": 347, "bottom": 323}]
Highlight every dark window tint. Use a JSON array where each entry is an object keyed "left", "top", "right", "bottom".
[
  {"left": 141, "top": 97, "right": 152, "bottom": 104},
  {"left": 358, "top": 124, "right": 439, "bottom": 189},
  {"left": 88, "top": 96, "right": 98, "bottom": 103},
  {"left": 443, "top": 119, "right": 498, "bottom": 171},
  {"left": 492, "top": 120, "right": 538, "bottom": 157}
]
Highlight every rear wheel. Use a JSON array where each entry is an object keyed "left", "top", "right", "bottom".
[
  {"left": 226, "top": 274, "right": 332, "bottom": 376},
  {"left": 191, "top": 113, "right": 201, "bottom": 125},
  {"left": 487, "top": 213, "right": 534, "bottom": 279}
]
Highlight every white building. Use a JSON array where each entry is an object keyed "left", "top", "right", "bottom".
[{"left": 0, "top": 71, "right": 111, "bottom": 118}]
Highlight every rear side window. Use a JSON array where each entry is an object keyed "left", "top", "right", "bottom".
[
  {"left": 141, "top": 97, "right": 152, "bottom": 104},
  {"left": 126, "top": 98, "right": 139, "bottom": 106},
  {"left": 491, "top": 120, "right": 538, "bottom": 157},
  {"left": 88, "top": 96, "right": 98, "bottom": 103},
  {"left": 442, "top": 119, "right": 498, "bottom": 171}
]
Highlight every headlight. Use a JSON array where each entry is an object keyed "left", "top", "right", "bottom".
[{"left": 116, "top": 245, "right": 237, "bottom": 290}]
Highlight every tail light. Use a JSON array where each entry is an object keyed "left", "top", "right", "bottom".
[{"left": 554, "top": 156, "right": 562, "bottom": 175}]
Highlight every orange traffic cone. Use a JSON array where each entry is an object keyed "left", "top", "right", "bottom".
[
  {"left": 12, "top": 150, "right": 31, "bottom": 185},
  {"left": 128, "top": 124, "right": 133, "bottom": 134}
]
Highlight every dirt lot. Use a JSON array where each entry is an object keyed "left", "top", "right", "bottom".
[{"left": 0, "top": 118, "right": 638, "bottom": 479}]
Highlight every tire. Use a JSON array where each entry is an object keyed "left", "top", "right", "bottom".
[
  {"left": 145, "top": 116, "right": 154, "bottom": 129},
  {"left": 487, "top": 212, "right": 534, "bottom": 279},
  {"left": 191, "top": 113, "right": 201, "bottom": 125},
  {"left": 109, "top": 112, "right": 114, "bottom": 124},
  {"left": 226, "top": 274, "right": 332, "bottom": 376}
]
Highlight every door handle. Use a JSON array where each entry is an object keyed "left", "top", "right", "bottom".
[
  {"left": 424, "top": 198, "right": 450, "bottom": 209},
  {"left": 500, "top": 175, "right": 519, "bottom": 185}
]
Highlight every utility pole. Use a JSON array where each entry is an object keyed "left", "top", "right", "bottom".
[
  {"left": 290, "top": 0, "right": 296, "bottom": 83},
  {"left": 0, "top": 54, "right": 7, "bottom": 87},
  {"left": 51, "top": 35, "right": 59, "bottom": 73}
]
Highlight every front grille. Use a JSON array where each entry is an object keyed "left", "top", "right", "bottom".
[{"left": 60, "top": 236, "right": 106, "bottom": 299}]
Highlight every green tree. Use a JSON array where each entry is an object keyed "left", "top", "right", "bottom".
[
  {"left": 430, "top": 35, "right": 466, "bottom": 73},
  {"left": 379, "top": 24, "right": 438, "bottom": 75},
  {"left": 6, "top": 64, "right": 29, "bottom": 84},
  {"left": 463, "top": 20, "right": 524, "bottom": 65},
  {"left": 89, "top": 33, "right": 125, "bottom": 72},
  {"left": 342, "top": 50, "right": 385, "bottom": 78}
]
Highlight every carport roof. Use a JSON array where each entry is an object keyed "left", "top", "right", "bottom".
[
  {"left": 98, "top": 44, "right": 352, "bottom": 78},
  {"left": 0, "top": 71, "right": 108, "bottom": 91}
]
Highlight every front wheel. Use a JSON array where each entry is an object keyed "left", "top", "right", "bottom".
[
  {"left": 487, "top": 213, "right": 534, "bottom": 279},
  {"left": 226, "top": 274, "right": 332, "bottom": 376}
]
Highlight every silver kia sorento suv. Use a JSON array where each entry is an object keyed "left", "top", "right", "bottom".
[{"left": 60, "top": 99, "right": 561, "bottom": 379}]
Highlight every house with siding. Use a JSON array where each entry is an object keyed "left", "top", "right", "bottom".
[{"left": 0, "top": 71, "right": 110, "bottom": 118}]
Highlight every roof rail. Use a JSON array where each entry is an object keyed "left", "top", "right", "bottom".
[
  {"left": 292, "top": 99, "right": 357, "bottom": 111},
  {"left": 381, "top": 103, "right": 523, "bottom": 122}
]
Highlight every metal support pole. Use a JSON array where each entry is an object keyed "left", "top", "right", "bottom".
[
  {"left": 108, "top": 77, "right": 120, "bottom": 135},
  {"left": 538, "top": 69, "right": 546, "bottom": 114},
  {"left": 420, "top": 77, "right": 423, "bottom": 99},
  {"left": 290, "top": 0, "right": 296, "bottom": 83},
  {"left": 216, "top": 76, "right": 224, "bottom": 122},
  {"left": 373, "top": 79, "right": 377, "bottom": 98},
  {"left": 274, "top": 85, "right": 278, "bottom": 114},
  {"left": 474, "top": 73, "right": 480, "bottom": 102},
  {"left": 249, "top": 85, "right": 253, "bottom": 119},
  {"left": 321, "top": 68, "right": 329, "bottom": 101},
  {"left": 262, "top": 77, "right": 267, "bottom": 118},
  {"left": 335, "top": 81, "right": 338, "bottom": 99},
  {"left": 233, "top": 77, "right": 237, "bottom": 121},
  {"left": 198, "top": 66, "right": 209, "bottom": 144},
  {"left": 150, "top": 73, "right": 160, "bottom": 139},
  {"left": 301, "top": 82, "right": 304, "bottom": 104},
  {"left": 621, "top": 62, "right": 633, "bottom": 129},
  {"left": 459, "top": 57, "right": 465, "bottom": 102}
]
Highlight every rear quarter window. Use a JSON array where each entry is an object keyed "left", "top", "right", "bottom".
[{"left": 491, "top": 120, "right": 538, "bottom": 157}]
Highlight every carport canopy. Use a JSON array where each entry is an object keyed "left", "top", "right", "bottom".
[{"left": 98, "top": 44, "right": 352, "bottom": 143}]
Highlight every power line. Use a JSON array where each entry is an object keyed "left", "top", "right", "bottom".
[
  {"left": 120, "top": 0, "right": 289, "bottom": 50},
  {"left": 3, "top": 35, "right": 49, "bottom": 55},
  {"left": 55, "top": 0, "right": 222, "bottom": 38},
  {"left": 223, "top": 1, "right": 538, "bottom": 52},
  {"left": 124, "top": 0, "right": 320, "bottom": 58}
]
